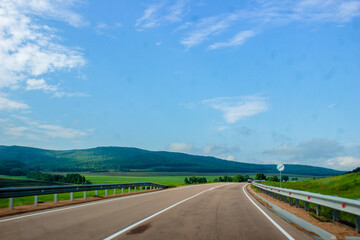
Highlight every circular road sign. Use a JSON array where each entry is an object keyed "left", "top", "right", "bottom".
[{"left": 277, "top": 163, "right": 285, "bottom": 172}]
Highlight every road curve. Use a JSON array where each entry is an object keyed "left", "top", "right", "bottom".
[{"left": 0, "top": 183, "right": 313, "bottom": 240}]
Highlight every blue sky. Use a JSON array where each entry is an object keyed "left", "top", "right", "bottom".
[{"left": 0, "top": 0, "right": 359, "bottom": 170}]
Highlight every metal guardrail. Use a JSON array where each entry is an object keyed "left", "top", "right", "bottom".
[
  {"left": 0, "top": 182, "right": 167, "bottom": 210},
  {"left": 252, "top": 182, "right": 360, "bottom": 233}
]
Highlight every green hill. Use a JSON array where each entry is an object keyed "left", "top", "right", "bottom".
[{"left": 0, "top": 145, "right": 344, "bottom": 176}]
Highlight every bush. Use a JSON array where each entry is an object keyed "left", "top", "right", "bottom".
[{"left": 184, "top": 176, "right": 207, "bottom": 184}]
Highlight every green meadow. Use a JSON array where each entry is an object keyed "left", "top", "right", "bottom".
[{"left": 0, "top": 174, "right": 234, "bottom": 208}]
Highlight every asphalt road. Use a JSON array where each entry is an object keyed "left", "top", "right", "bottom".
[{"left": 0, "top": 183, "right": 313, "bottom": 240}]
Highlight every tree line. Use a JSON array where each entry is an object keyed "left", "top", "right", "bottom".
[
  {"left": 26, "top": 171, "right": 92, "bottom": 184},
  {"left": 255, "top": 173, "right": 293, "bottom": 182},
  {"left": 214, "top": 174, "right": 251, "bottom": 182},
  {"left": 184, "top": 176, "right": 208, "bottom": 184}
]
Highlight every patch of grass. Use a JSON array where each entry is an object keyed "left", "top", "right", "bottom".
[
  {"left": 262, "top": 172, "right": 360, "bottom": 199},
  {"left": 309, "top": 212, "right": 331, "bottom": 222}
]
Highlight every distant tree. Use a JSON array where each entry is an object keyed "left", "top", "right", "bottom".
[
  {"left": 255, "top": 173, "right": 266, "bottom": 180},
  {"left": 233, "top": 174, "right": 245, "bottom": 182},
  {"left": 213, "top": 178, "right": 219, "bottom": 182},
  {"left": 219, "top": 176, "right": 224, "bottom": 182},
  {"left": 184, "top": 178, "right": 189, "bottom": 184},
  {"left": 268, "top": 175, "right": 279, "bottom": 182},
  {"left": 223, "top": 176, "right": 233, "bottom": 182},
  {"left": 348, "top": 167, "right": 360, "bottom": 173},
  {"left": 244, "top": 175, "right": 249, "bottom": 180},
  {"left": 282, "top": 175, "right": 289, "bottom": 182}
]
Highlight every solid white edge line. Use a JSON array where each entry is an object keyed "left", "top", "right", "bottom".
[
  {"left": 0, "top": 184, "right": 204, "bottom": 223},
  {"left": 242, "top": 184, "right": 295, "bottom": 240},
  {"left": 103, "top": 185, "right": 224, "bottom": 240}
]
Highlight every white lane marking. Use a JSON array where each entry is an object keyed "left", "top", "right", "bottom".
[
  {"left": 103, "top": 184, "right": 224, "bottom": 240},
  {"left": 0, "top": 184, "right": 210, "bottom": 223},
  {"left": 242, "top": 184, "right": 295, "bottom": 240}
]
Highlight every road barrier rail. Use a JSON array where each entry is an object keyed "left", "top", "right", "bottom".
[
  {"left": 252, "top": 182, "right": 360, "bottom": 233},
  {"left": 0, "top": 182, "right": 167, "bottom": 210}
]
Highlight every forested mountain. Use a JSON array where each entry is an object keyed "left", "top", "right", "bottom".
[{"left": 0, "top": 145, "right": 344, "bottom": 176}]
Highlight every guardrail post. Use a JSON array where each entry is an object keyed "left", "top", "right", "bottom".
[
  {"left": 289, "top": 197, "right": 293, "bottom": 206},
  {"left": 316, "top": 205, "right": 320, "bottom": 216},
  {"left": 122, "top": 188, "right": 124, "bottom": 194},
  {"left": 34, "top": 195, "right": 38, "bottom": 206},
  {"left": 150, "top": 186, "right": 152, "bottom": 190},
  {"left": 295, "top": 199, "right": 299, "bottom": 208},
  {"left": 356, "top": 216, "right": 360, "bottom": 233},
  {"left": 84, "top": 191, "right": 87, "bottom": 199},
  {"left": 95, "top": 190, "right": 98, "bottom": 196},
  {"left": 140, "top": 186, "right": 142, "bottom": 191},
  {"left": 128, "top": 187, "right": 131, "bottom": 193},
  {"left": 105, "top": 189, "right": 108, "bottom": 196},
  {"left": 54, "top": 194, "right": 58, "bottom": 203},
  {"left": 9, "top": 198, "right": 14, "bottom": 210},
  {"left": 114, "top": 188, "right": 116, "bottom": 195},
  {"left": 134, "top": 186, "right": 136, "bottom": 192},
  {"left": 332, "top": 210, "right": 338, "bottom": 221},
  {"left": 145, "top": 186, "right": 147, "bottom": 191},
  {"left": 305, "top": 202, "right": 309, "bottom": 211},
  {"left": 70, "top": 192, "right": 74, "bottom": 201}
]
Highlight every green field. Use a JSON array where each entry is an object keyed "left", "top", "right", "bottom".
[
  {"left": 263, "top": 172, "right": 360, "bottom": 199},
  {"left": 0, "top": 174, "right": 237, "bottom": 208}
]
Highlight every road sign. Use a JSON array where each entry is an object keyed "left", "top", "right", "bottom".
[
  {"left": 277, "top": 163, "right": 285, "bottom": 172},
  {"left": 277, "top": 163, "right": 285, "bottom": 187}
]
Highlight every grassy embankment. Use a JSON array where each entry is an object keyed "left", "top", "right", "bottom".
[
  {"left": 260, "top": 172, "right": 360, "bottom": 224},
  {"left": 263, "top": 172, "right": 360, "bottom": 199}
]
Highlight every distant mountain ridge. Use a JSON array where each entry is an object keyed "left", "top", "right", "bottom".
[{"left": 0, "top": 145, "right": 344, "bottom": 176}]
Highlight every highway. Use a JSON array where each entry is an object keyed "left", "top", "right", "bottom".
[{"left": 0, "top": 183, "right": 313, "bottom": 240}]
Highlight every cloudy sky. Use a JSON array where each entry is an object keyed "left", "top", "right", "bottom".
[{"left": 0, "top": 0, "right": 359, "bottom": 171}]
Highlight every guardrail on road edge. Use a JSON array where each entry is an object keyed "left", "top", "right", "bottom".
[
  {"left": 0, "top": 182, "right": 168, "bottom": 210},
  {"left": 252, "top": 182, "right": 360, "bottom": 233}
]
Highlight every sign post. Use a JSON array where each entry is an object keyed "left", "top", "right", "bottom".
[{"left": 277, "top": 163, "right": 285, "bottom": 188}]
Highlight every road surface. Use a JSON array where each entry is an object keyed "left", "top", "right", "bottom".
[{"left": 0, "top": 183, "right": 313, "bottom": 240}]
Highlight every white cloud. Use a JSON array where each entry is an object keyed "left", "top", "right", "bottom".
[
  {"left": 208, "top": 30, "right": 255, "bottom": 50},
  {"left": 180, "top": 13, "right": 241, "bottom": 48},
  {"left": 0, "top": 95, "right": 29, "bottom": 111},
  {"left": 136, "top": 0, "right": 188, "bottom": 31},
  {"left": 262, "top": 138, "right": 360, "bottom": 170},
  {"left": 167, "top": 142, "right": 194, "bottom": 153},
  {"left": 178, "top": 0, "right": 360, "bottom": 49},
  {"left": 327, "top": 156, "right": 360, "bottom": 171},
  {"left": 0, "top": 0, "right": 85, "bottom": 92},
  {"left": 25, "top": 78, "right": 58, "bottom": 92},
  {"left": 1, "top": 116, "right": 89, "bottom": 140},
  {"left": 224, "top": 155, "right": 235, "bottom": 161},
  {"left": 202, "top": 95, "right": 268, "bottom": 123},
  {"left": 94, "top": 21, "right": 122, "bottom": 35},
  {"left": 327, "top": 104, "right": 336, "bottom": 109},
  {"left": 25, "top": 78, "right": 87, "bottom": 98},
  {"left": 215, "top": 126, "right": 228, "bottom": 132},
  {"left": 167, "top": 142, "right": 240, "bottom": 160},
  {"left": 264, "top": 139, "right": 344, "bottom": 159},
  {"left": 202, "top": 144, "right": 240, "bottom": 156},
  {"left": 12, "top": 0, "right": 87, "bottom": 27}
]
